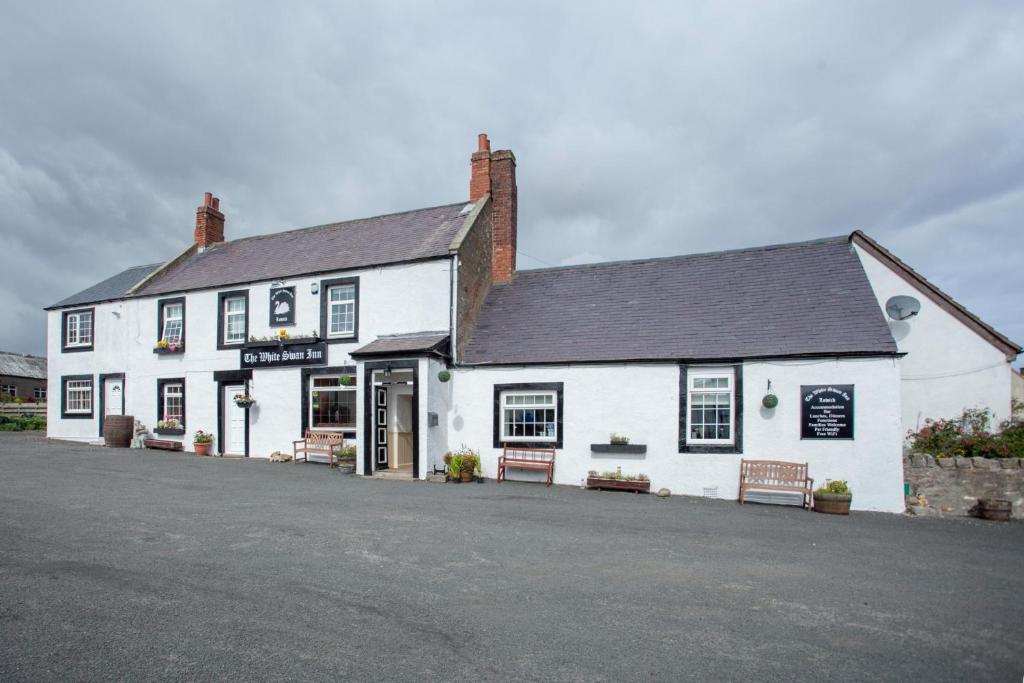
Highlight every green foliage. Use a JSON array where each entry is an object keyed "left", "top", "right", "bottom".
[
  {"left": 0, "top": 415, "right": 46, "bottom": 431},
  {"left": 907, "top": 407, "right": 1022, "bottom": 459},
  {"left": 334, "top": 444, "right": 357, "bottom": 459},
  {"left": 193, "top": 430, "right": 214, "bottom": 444},
  {"left": 609, "top": 433, "right": 630, "bottom": 445},
  {"left": 444, "top": 445, "right": 481, "bottom": 478},
  {"left": 815, "top": 480, "right": 851, "bottom": 496},
  {"left": 588, "top": 467, "right": 649, "bottom": 482}
]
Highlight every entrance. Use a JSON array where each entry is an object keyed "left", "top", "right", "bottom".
[
  {"left": 363, "top": 361, "right": 418, "bottom": 477},
  {"left": 222, "top": 384, "right": 247, "bottom": 456},
  {"left": 98, "top": 373, "right": 125, "bottom": 437}
]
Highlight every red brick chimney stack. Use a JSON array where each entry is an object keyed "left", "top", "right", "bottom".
[
  {"left": 470, "top": 133, "right": 517, "bottom": 283},
  {"left": 195, "top": 192, "right": 225, "bottom": 248}
]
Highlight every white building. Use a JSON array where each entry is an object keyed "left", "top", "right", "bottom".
[{"left": 46, "top": 135, "right": 1020, "bottom": 513}]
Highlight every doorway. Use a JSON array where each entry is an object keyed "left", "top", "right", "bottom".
[
  {"left": 362, "top": 361, "right": 418, "bottom": 477},
  {"left": 222, "top": 384, "right": 247, "bottom": 456},
  {"left": 98, "top": 373, "right": 125, "bottom": 437}
]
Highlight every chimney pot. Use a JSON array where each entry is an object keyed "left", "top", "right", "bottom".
[
  {"left": 212, "top": 197, "right": 220, "bottom": 210},
  {"left": 195, "top": 191, "right": 225, "bottom": 248},
  {"left": 478, "top": 133, "right": 490, "bottom": 153},
  {"left": 203, "top": 191, "right": 213, "bottom": 207}
]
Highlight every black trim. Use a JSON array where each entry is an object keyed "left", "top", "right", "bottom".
[
  {"left": 300, "top": 366, "right": 357, "bottom": 437},
  {"left": 154, "top": 428, "right": 185, "bottom": 436},
  {"left": 319, "top": 276, "right": 360, "bottom": 344},
  {"left": 156, "top": 296, "right": 186, "bottom": 351},
  {"left": 269, "top": 285, "right": 296, "bottom": 326},
  {"left": 217, "top": 289, "right": 249, "bottom": 350},
  {"left": 60, "top": 308, "right": 95, "bottom": 353},
  {"left": 156, "top": 377, "right": 186, "bottom": 429},
  {"left": 216, "top": 378, "right": 250, "bottom": 457},
  {"left": 350, "top": 336, "right": 451, "bottom": 360},
  {"left": 362, "top": 360, "right": 418, "bottom": 478},
  {"left": 678, "top": 365, "right": 744, "bottom": 454},
  {"left": 60, "top": 374, "right": 94, "bottom": 419},
  {"left": 591, "top": 444, "right": 646, "bottom": 454},
  {"left": 492, "top": 382, "right": 565, "bottom": 449},
  {"left": 97, "top": 372, "right": 125, "bottom": 437}
]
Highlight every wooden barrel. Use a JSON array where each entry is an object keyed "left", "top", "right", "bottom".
[
  {"left": 978, "top": 499, "right": 1011, "bottom": 522},
  {"left": 103, "top": 415, "right": 135, "bottom": 448}
]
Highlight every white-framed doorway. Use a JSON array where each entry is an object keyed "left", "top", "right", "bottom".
[
  {"left": 222, "top": 384, "right": 247, "bottom": 456},
  {"left": 98, "top": 373, "right": 125, "bottom": 438}
]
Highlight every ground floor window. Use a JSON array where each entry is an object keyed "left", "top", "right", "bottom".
[
  {"left": 1, "top": 385, "right": 15, "bottom": 397},
  {"left": 157, "top": 378, "right": 186, "bottom": 428},
  {"left": 61, "top": 375, "right": 93, "bottom": 418},
  {"left": 493, "top": 382, "right": 564, "bottom": 448},
  {"left": 679, "top": 365, "right": 743, "bottom": 453},
  {"left": 310, "top": 376, "right": 356, "bottom": 431},
  {"left": 34, "top": 387, "right": 46, "bottom": 400}
]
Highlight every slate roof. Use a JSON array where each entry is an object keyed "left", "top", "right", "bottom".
[
  {"left": 461, "top": 236, "right": 899, "bottom": 365},
  {"left": 0, "top": 352, "right": 47, "bottom": 379},
  {"left": 136, "top": 203, "right": 470, "bottom": 296},
  {"left": 351, "top": 332, "right": 450, "bottom": 358},
  {"left": 47, "top": 263, "right": 163, "bottom": 310}
]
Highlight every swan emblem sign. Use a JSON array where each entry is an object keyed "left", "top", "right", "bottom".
[{"left": 269, "top": 286, "right": 295, "bottom": 325}]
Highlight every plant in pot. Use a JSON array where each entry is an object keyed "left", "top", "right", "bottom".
[
  {"left": 447, "top": 453, "right": 463, "bottom": 483},
  {"left": 193, "top": 429, "right": 214, "bottom": 456},
  {"left": 609, "top": 433, "right": 630, "bottom": 445},
  {"left": 814, "top": 480, "right": 852, "bottom": 515},
  {"left": 233, "top": 393, "right": 256, "bottom": 408}
]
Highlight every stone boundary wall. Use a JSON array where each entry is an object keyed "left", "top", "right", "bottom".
[{"left": 904, "top": 454, "right": 1023, "bottom": 519}]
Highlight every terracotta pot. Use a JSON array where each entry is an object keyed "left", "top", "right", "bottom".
[
  {"left": 460, "top": 469, "right": 475, "bottom": 482},
  {"left": 814, "top": 493, "right": 851, "bottom": 515},
  {"left": 194, "top": 442, "right": 211, "bottom": 456}
]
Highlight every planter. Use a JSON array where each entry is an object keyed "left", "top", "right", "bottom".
[
  {"left": 814, "top": 493, "right": 852, "bottom": 515},
  {"left": 590, "top": 444, "right": 647, "bottom": 455},
  {"left": 977, "top": 498, "right": 1011, "bottom": 522},
  {"left": 460, "top": 469, "right": 475, "bottom": 483},
  {"left": 762, "top": 394, "right": 779, "bottom": 409},
  {"left": 244, "top": 337, "right": 317, "bottom": 348},
  {"left": 234, "top": 401, "right": 255, "bottom": 409},
  {"left": 193, "top": 442, "right": 211, "bottom": 456},
  {"left": 586, "top": 477, "right": 650, "bottom": 493},
  {"left": 153, "top": 346, "right": 184, "bottom": 355},
  {"left": 154, "top": 427, "right": 185, "bottom": 436},
  {"left": 103, "top": 414, "right": 135, "bottom": 448}
]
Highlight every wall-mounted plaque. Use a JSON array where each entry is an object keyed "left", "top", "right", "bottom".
[
  {"left": 242, "top": 341, "right": 326, "bottom": 369},
  {"left": 801, "top": 385, "right": 854, "bottom": 440},
  {"left": 269, "top": 286, "right": 295, "bottom": 326}
]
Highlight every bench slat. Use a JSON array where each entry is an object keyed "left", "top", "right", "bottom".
[{"left": 739, "top": 459, "right": 813, "bottom": 510}]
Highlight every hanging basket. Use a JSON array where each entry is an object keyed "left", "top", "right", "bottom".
[
  {"left": 437, "top": 370, "right": 451, "bottom": 383},
  {"left": 339, "top": 376, "right": 355, "bottom": 386},
  {"left": 234, "top": 398, "right": 256, "bottom": 409},
  {"left": 762, "top": 394, "right": 779, "bottom": 409}
]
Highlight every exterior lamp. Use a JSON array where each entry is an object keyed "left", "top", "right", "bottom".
[{"left": 310, "top": 282, "right": 319, "bottom": 295}]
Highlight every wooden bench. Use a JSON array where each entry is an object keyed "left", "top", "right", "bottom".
[
  {"left": 497, "top": 446, "right": 556, "bottom": 486},
  {"left": 293, "top": 431, "right": 347, "bottom": 468},
  {"left": 738, "top": 459, "right": 814, "bottom": 509},
  {"left": 143, "top": 438, "right": 183, "bottom": 451}
]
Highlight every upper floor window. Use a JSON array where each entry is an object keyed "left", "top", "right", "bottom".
[
  {"left": 217, "top": 291, "right": 249, "bottom": 349},
  {"left": 319, "top": 277, "right": 359, "bottom": 341},
  {"left": 158, "top": 297, "right": 186, "bottom": 347},
  {"left": 61, "top": 308, "right": 94, "bottom": 352},
  {"left": 61, "top": 375, "right": 93, "bottom": 418}
]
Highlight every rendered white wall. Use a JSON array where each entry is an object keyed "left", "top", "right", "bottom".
[
  {"left": 855, "top": 244, "right": 1015, "bottom": 432},
  {"left": 448, "top": 358, "right": 904, "bottom": 512}
]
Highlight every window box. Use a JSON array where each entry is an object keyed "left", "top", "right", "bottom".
[
  {"left": 153, "top": 346, "right": 185, "bottom": 355},
  {"left": 243, "top": 337, "right": 318, "bottom": 349},
  {"left": 590, "top": 443, "right": 647, "bottom": 455},
  {"left": 154, "top": 427, "right": 185, "bottom": 436},
  {"left": 586, "top": 476, "right": 650, "bottom": 493}
]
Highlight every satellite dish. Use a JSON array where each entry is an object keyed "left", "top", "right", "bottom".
[{"left": 886, "top": 295, "right": 921, "bottom": 321}]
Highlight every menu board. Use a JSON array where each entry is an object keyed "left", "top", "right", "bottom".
[{"left": 801, "top": 385, "right": 854, "bottom": 439}]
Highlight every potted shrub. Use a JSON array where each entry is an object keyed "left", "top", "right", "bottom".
[
  {"left": 586, "top": 467, "right": 650, "bottom": 493},
  {"left": 609, "top": 433, "right": 630, "bottom": 445},
  {"left": 193, "top": 429, "right": 214, "bottom": 456},
  {"left": 814, "top": 480, "right": 852, "bottom": 515},
  {"left": 445, "top": 452, "right": 463, "bottom": 483}
]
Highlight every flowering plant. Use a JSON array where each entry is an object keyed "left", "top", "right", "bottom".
[
  {"left": 154, "top": 340, "right": 180, "bottom": 352},
  {"left": 278, "top": 329, "right": 289, "bottom": 339},
  {"left": 234, "top": 393, "right": 256, "bottom": 407},
  {"left": 193, "top": 429, "right": 214, "bottom": 444},
  {"left": 157, "top": 419, "right": 181, "bottom": 429},
  {"left": 157, "top": 340, "right": 169, "bottom": 348}
]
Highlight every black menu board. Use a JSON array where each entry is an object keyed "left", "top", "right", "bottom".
[{"left": 801, "top": 385, "right": 854, "bottom": 439}]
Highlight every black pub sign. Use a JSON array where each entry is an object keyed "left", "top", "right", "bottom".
[
  {"left": 801, "top": 385, "right": 854, "bottom": 439},
  {"left": 269, "top": 286, "right": 295, "bottom": 326},
  {"left": 242, "top": 341, "right": 326, "bottom": 369}
]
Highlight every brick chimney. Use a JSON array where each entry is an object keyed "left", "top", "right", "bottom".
[
  {"left": 194, "top": 192, "right": 225, "bottom": 249},
  {"left": 469, "top": 134, "right": 517, "bottom": 282}
]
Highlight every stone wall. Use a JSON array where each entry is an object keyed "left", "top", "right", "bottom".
[{"left": 904, "top": 454, "right": 1023, "bottom": 519}]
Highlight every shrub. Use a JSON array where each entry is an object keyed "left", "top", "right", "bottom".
[
  {"left": 0, "top": 415, "right": 46, "bottom": 431},
  {"left": 907, "top": 407, "right": 1023, "bottom": 458},
  {"left": 816, "top": 480, "right": 851, "bottom": 496}
]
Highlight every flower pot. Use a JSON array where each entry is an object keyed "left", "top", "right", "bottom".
[
  {"left": 586, "top": 477, "right": 650, "bottom": 493},
  {"left": 460, "top": 469, "right": 475, "bottom": 483},
  {"left": 194, "top": 443, "right": 211, "bottom": 456},
  {"left": 814, "top": 493, "right": 851, "bottom": 515}
]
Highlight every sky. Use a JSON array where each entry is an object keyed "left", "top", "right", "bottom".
[{"left": 1, "top": 1, "right": 1022, "bottom": 364}]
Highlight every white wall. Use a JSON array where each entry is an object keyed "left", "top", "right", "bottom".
[
  {"left": 448, "top": 358, "right": 904, "bottom": 512},
  {"left": 47, "top": 258, "right": 452, "bottom": 455},
  {"left": 855, "top": 244, "right": 1015, "bottom": 433}
]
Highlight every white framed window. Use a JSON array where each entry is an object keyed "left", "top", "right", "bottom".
[
  {"left": 501, "top": 390, "right": 558, "bottom": 442},
  {"left": 1, "top": 385, "right": 16, "bottom": 397},
  {"left": 34, "top": 387, "right": 46, "bottom": 400},
  {"left": 64, "top": 310, "right": 93, "bottom": 348},
  {"left": 161, "top": 302, "right": 184, "bottom": 345},
  {"left": 65, "top": 380, "right": 92, "bottom": 414},
  {"left": 223, "top": 296, "right": 246, "bottom": 344},
  {"left": 309, "top": 376, "right": 356, "bottom": 430},
  {"left": 688, "top": 370, "right": 734, "bottom": 444},
  {"left": 162, "top": 382, "right": 184, "bottom": 425},
  {"left": 328, "top": 284, "right": 356, "bottom": 337}
]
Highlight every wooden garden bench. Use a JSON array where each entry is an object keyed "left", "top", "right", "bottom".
[
  {"left": 738, "top": 459, "right": 814, "bottom": 510},
  {"left": 497, "top": 446, "right": 556, "bottom": 486},
  {"left": 293, "top": 431, "right": 347, "bottom": 468},
  {"left": 143, "top": 438, "right": 183, "bottom": 451}
]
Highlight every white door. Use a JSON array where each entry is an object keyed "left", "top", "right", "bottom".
[
  {"left": 223, "top": 385, "right": 246, "bottom": 455},
  {"left": 105, "top": 379, "right": 124, "bottom": 416}
]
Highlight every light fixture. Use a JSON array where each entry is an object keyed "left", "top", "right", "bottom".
[
  {"left": 384, "top": 365, "right": 392, "bottom": 378},
  {"left": 310, "top": 282, "right": 319, "bottom": 295}
]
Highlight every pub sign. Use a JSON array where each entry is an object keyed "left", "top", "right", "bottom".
[
  {"left": 242, "top": 341, "right": 326, "bottom": 369},
  {"left": 269, "top": 286, "right": 295, "bottom": 326},
  {"left": 801, "top": 385, "right": 854, "bottom": 439}
]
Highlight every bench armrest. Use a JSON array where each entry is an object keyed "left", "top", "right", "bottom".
[{"left": 292, "top": 440, "right": 306, "bottom": 446}]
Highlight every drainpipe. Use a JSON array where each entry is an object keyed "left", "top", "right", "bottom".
[{"left": 448, "top": 253, "right": 457, "bottom": 365}]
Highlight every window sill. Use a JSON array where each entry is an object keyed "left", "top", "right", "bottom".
[
  {"left": 591, "top": 444, "right": 647, "bottom": 455},
  {"left": 244, "top": 337, "right": 319, "bottom": 348},
  {"left": 323, "top": 335, "right": 357, "bottom": 344},
  {"left": 61, "top": 346, "right": 94, "bottom": 354},
  {"left": 678, "top": 443, "right": 742, "bottom": 454},
  {"left": 154, "top": 428, "right": 185, "bottom": 436},
  {"left": 153, "top": 347, "right": 185, "bottom": 355},
  {"left": 61, "top": 413, "right": 93, "bottom": 419}
]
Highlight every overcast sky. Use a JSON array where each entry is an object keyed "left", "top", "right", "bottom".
[{"left": 1, "top": 1, "right": 1021, "bottom": 364}]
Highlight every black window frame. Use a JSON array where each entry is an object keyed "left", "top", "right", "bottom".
[
  {"left": 492, "top": 382, "right": 564, "bottom": 449},
  {"left": 156, "top": 377, "right": 186, "bottom": 430},
  {"left": 678, "top": 364, "right": 743, "bottom": 454},
  {"left": 60, "top": 307, "right": 95, "bottom": 353},
  {"left": 301, "top": 366, "right": 358, "bottom": 437},
  {"left": 156, "top": 296, "right": 187, "bottom": 350},
  {"left": 319, "top": 276, "right": 360, "bottom": 343},
  {"left": 217, "top": 290, "right": 249, "bottom": 350},
  {"left": 60, "top": 374, "right": 94, "bottom": 419}
]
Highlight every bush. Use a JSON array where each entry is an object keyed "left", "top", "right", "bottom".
[
  {"left": 0, "top": 415, "right": 46, "bottom": 431},
  {"left": 908, "top": 407, "right": 1023, "bottom": 459},
  {"left": 816, "top": 480, "right": 851, "bottom": 496}
]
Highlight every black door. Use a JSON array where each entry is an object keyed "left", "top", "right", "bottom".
[{"left": 375, "top": 386, "right": 388, "bottom": 469}]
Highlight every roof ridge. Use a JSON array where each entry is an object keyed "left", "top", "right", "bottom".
[
  {"left": 215, "top": 201, "right": 467, "bottom": 247},
  {"left": 510, "top": 234, "right": 850, "bottom": 276}
]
